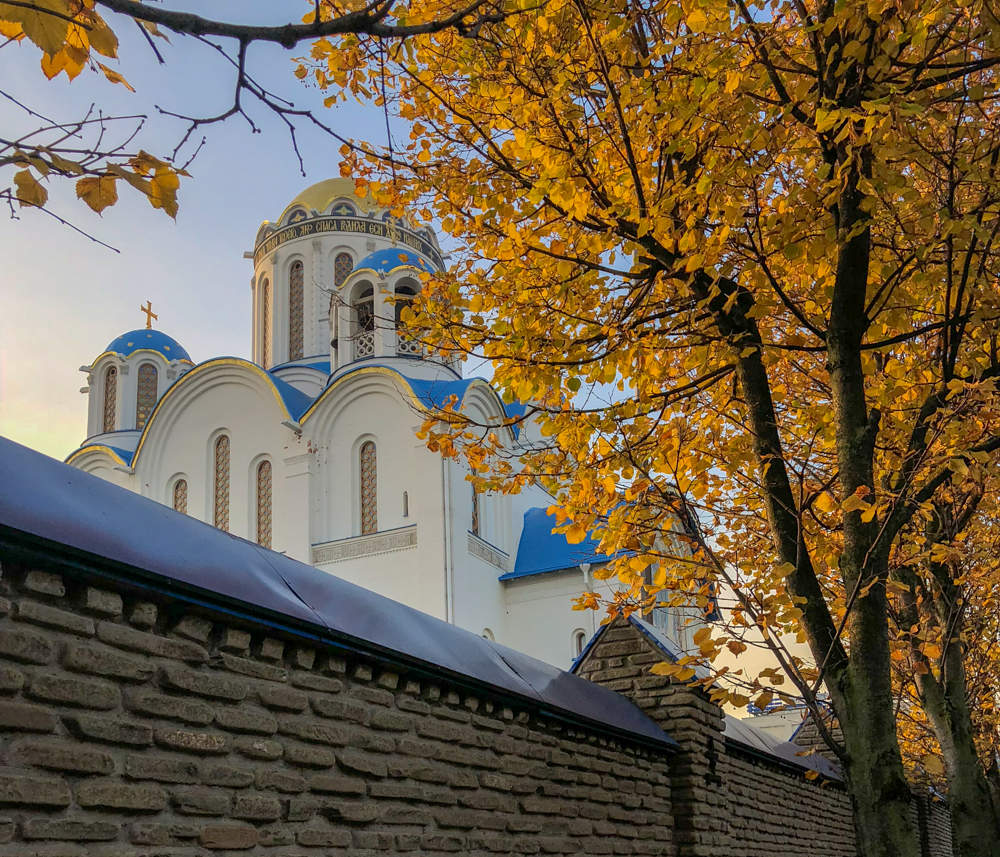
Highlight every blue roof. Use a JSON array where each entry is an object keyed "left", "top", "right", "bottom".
[
  {"left": 354, "top": 247, "right": 436, "bottom": 276},
  {"left": 502, "top": 506, "right": 611, "bottom": 580},
  {"left": 269, "top": 358, "right": 332, "bottom": 375},
  {"left": 0, "top": 435, "right": 675, "bottom": 751},
  {"left": 103, "top": 329, "right": 190, "bottom": 362},
  {"left": 266, "top": 370, "right": 315, "bottom": 421}
]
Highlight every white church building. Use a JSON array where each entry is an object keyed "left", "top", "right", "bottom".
[{"left": 66, "top": 178, "right": 701, "bottom": 669}]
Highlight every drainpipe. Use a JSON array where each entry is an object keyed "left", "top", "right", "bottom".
[
  {"left": 580, "top": 562, "right": 595, "bottom": 636},
  {"left": 441, "top": 457, "right": 454, "bottom": 624}
]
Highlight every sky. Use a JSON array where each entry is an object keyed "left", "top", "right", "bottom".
[{"left": 0, "top": 2, "right": 394, "bottom": 459}]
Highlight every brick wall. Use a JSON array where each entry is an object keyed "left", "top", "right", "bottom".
[{"left": 0, "top": 561, "right": 676, "bottom": 855}]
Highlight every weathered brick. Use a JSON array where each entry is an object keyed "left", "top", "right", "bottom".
[
  {"left": 24, "top": 570, "right": 65, "bottom": 597},
  {"left": 129, "top": 820, "right": 201, "bottom": 845},
  {"left": 0, "top": 665, "right": 24, "bottom": 693},
  {"left": 258, "top": 684, "right": 307, "bottom": 711},
  {"left": 64, "top": 642, "right": 154, "bottom": 682},
  {"left": 22, "top": 818, "right": 119, "bottom": 841},
  {"left": 84, "top": 588, "right": 123, "bottom": 617},
  {"left": 369, "top": 781, "right": 456, "bottom": 804},
  {"left": 308, "top": 773, "right": 366, "bottom": 795},
  {"left": 125, "top": 688, "right": 214, "bottom": 725},
  {"left": 256, "top": 769, "right": 306, "bottom": 793},
  {"left": 338, "top": 748, "right": 388, "bottom": 778},
  {"left": 98, "top": 622, "right": 207, "bottom": 663},
  {"left": 258, "top": 638, "right": 284, "bottom": 662},
  {"left": 154, "top": 728, "right": 230, "bottom": 755},
  {"left": 77, "top": 780, "right": 167, "bottom": 811},
  {"left": 278, "top": 716, "right": 345, "bottom": 745},
  {"left": 214, "top": 705, "right": 277, "bottom": 734},
  {"left": 201, "top": 764, "right": 255, "bottom": 788},
  {"left": 128, "top": 602, "right": 157, "bottom": 628},
  {"left": 290, "top": 671, "right": 342, "bottom": 694},
  {"left": 64, "top": 714, "right": 152, "bottom": 746},
  {"left": 0, "top": 700, "right": 57, "bottom": 732},
  {"left": 232, "top": 793, "right": 281, "bottom": 820},
  {"left": 159, "top": 664, "right": 245, "bottom": 701},
  {"left": 233, "top": 736, "right": 283, "bottom": 761},
  {"left": 283, "top": 742, "right": 336, "bottom": 768},
  {"left": 0, "top": 627, "right": 54, "bottom": 664},
  {"left": 310, "top": 695, "right": 369, "bottom": 724},
  {"left": 16, "top": 600, "right": 95, "bottom": 636},
  {"left": 219, "top": 627, "right": 251, "bottom": 653},
  {"left": 0, "top": 817, "right": 14, "bottom": 844},
  {"left": 291, "top": 647, "right": 316, "bottom": 670},
  {"left": 124, "top": 754, "right": 200, "bottom": 784},
  {"left": 220, "top": 653, "right": 287, "bottom": 682},
  {"left": 297, "top": 827, "right": 352, "bottom": 847},
  {"left": 200, "top": 823, "right": 258, "bottom": 850},
  {"left": 0, "top": 770, "right": 71, "bottom": 806},
  {"left": 28, "top": 672, "right": 119, "bottom": 709},
  {"left": 12, "top": 739, "right": 115, "bottom": 774},
  {"left": 172, "top": 615, "right": 213, "bottom": 643},
  {"left": 370, "top": 708, "right": 411, "bottom": 731},
  {"left": 171, "top": 787, "right": 230, "bottom": 816}
]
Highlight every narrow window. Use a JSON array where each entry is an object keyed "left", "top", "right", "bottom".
[
  {"left": 334, "top": 252, "right": 352, "bottom": 288},
  {"left": 256, "top": 460, "right": 272, "bottom": 549},
  {"left": 261, "top": 277, "right": 271, "bottom": 367},
  {"left": 353, "top": 285, "right": 375, "bottom": 359},
  {"left": 214, "top": 435, "right": 230, "bottom": 531},
  {"left": 471, "top": 486, "right": 480, "bottom": 537},
  {"left": 395, "top": 284, "right": 419, "bottom": 356},
  {"left": 172, "top": 479, "right": 187, "bottom": 515},
  {"left": 289, "top": 261, "right": 304, "bottom": 361},
  {"left": 135, "top": 363, "right": 158, "bottom": 430},
  {"left": 402, "top": 490, "right": 409, "bottom": 518},
  {"left": 573, "top": 629, "right": 587, "bottom": 658},
  {"left": 102, "top": 365, "right": 117, "bottom": 432},
  {"left": 360, "top": 440, "right": 377, "bottom": 535}
]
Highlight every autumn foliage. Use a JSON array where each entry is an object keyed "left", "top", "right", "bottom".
[{"left": 304, "top": 0, "right": 1000, "bottom": 852}]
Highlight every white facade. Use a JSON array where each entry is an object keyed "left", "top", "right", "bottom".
[{"left": 68, "top": 178, "right": 702, "bottom": 669}]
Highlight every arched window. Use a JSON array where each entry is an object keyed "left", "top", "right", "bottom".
[
  {"left": 395, "top": 284, "right": 419, "bottom": 356},
  {"left": 261, "top": 277, "right": 271, "bottom": 367},
  {"left": 471, "top": 486, "right": 480, "bottom": 537},
  {"left": 135, "top": 363, "right": 158, "bottom": 430},
  {"left": 102, "top": 365, "right": 117, "bottom": 433},
  {"left": 172, "top": 479, "right": 187, "bottom": 515},
  {"left": 360, "top": 440, "right": 377, "bottom": 535},
  {"left": 573, "top": 629, "right": 587, "bottom": 658},
  {"left": 334, "top": 252, "right": 353, "bottom": 288},
  {"left": 354, "top": 285, "right": 375, "bottom": 359},
  {"left": 288, "top": 260, "right": 304, "bottom": 361},
  {"left": 213, "top": 435, "right": 230, "bottom": 531},
  {"left": 256, "top": 460, "right": 272, "bottom": 549}
]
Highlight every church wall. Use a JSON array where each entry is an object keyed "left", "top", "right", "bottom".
[
  {"left": 0, "top": 558, "right": 677, "bottom": 856},
  {"left": 308, "top": 382, "right": 448, "bottom": 620}
]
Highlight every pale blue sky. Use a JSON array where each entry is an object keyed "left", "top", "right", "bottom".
[{"left": 0, "top": 2, "right": 394, "bottom": 458}]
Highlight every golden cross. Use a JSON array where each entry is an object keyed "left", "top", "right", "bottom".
[{"left": 140, "top": 300, "right": 158, "bottom": 329}]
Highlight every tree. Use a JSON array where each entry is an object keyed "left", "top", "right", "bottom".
[
  {"left": 315, "top": 0, "right": 1000, "bottom": 853},
  {"left": 0, "top": 0, "right": 501, "bottom": 239}
]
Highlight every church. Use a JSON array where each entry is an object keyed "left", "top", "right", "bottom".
[{"left": 65, "top": 178, "right": 701, "bottom": 669}]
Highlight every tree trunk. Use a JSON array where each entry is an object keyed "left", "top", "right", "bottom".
[{"left": 920, "top": 637, "right": 1000, "bottom": 855}]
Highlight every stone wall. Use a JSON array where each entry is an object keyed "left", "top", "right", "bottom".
[{"left": 0, "top": 560, "right": 675, "bottom": 855}]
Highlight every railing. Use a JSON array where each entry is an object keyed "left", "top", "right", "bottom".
[
  {"left": 354, "top": 330, "right": 375, "bottom": 360},
  {"left": 397, "top": 335, "right": 422, "bottom": 358}
]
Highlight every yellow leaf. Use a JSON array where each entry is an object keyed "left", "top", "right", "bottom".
[
  {"left": 775, "top": 562, "right": 796, "bottom": 578},
  {"left": 922, "top": 755, "right": 944, "bottom": 776},
  {"left": 97, "top": 61, "right": 134, "bottom": 91},
  {"left": 649, "top": 661, "right": 680, "bottom": 676},
  {"left": 87, "top": 15, "right": 118, "bottom": 58},
  {"left": 76, "top": 175, "right": 118, "bottom": 212},
  {"left": 2, "top": 0, "right": 70, "bottom": 56},
  {"left": 804, "top": 768, "right": 820, "bottom": 781},
  {"left": 841, "top": 494, "right": 870, "bottom": 513},
  {"left": 564, "top": 523, "right": 587, "bottom": 544},
  {"left": 13, "top": 169, "right": 47, "bottom": 207},
  {"left": 814, "top": 492, "right": 836, "bottom": 514}
]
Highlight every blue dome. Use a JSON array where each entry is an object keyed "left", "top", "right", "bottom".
[
  {"left": 354, "top": 248, "right": 436, "bottom": 276},
  {"left": 104, "top": 329, "right": 191, "bottom": 362}
]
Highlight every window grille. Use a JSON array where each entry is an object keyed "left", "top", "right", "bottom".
[
  {"left": 360, "top": 440, "right": 377, "bottom": 535},
  {"left": 102, "top": 366, "right": 117, "bottom": 432},
  {"left": 289, "top": 261, "right": 304, "bottom": 361},
  {"left": 172, "top": 479, "right": 187, "bottom": 515},
  {"left": 214, "top": 435, "right": 230, "bottom": 531},
  {"left": 135, "top": 363, "right": 158, "bottom": 430},
  {"left": 256, "top": 460, "right": 272, "bottom": 549}
]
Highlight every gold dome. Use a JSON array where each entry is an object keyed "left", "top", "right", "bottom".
[{"left": 276, "top": 177, "right": 376, "bottom": 222}]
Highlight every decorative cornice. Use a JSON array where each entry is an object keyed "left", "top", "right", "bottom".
[{"left": 311, "top": 525, "right": 417, "bottom": 565}]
